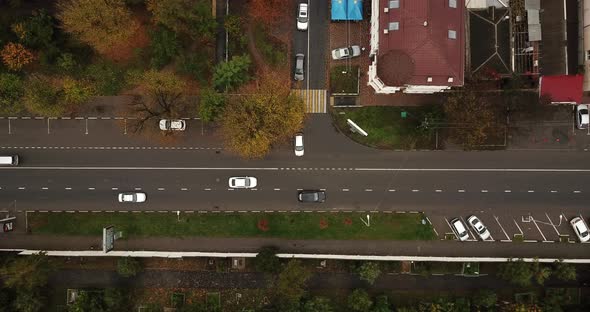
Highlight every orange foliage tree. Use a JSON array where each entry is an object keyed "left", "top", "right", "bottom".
[
  {"left": 248, "top": 0, "right": 286, "bottom": 27},
  {"left": 0, "top": 42, "right": 34, "bottom": 71}
]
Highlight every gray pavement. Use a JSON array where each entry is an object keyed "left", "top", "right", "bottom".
[
  {"left": 293, "top": 0, "right": 328, "bottom": 89},
  {"left": 2, "top": 234, "right": 590, "bottom": 259}
]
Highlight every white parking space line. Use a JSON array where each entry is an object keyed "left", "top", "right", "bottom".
[
  {"left": 65, "top": 187, "right": 72, "bottom": 190},
  {"left": 531, "top": 217, "right": 548, "bottom": 241},
  {"left": 388, "top": 189, "right": 396, "bottom": 192},
  {"left": 134, "top": 187, "right": 142, "bottom": 191},
  {"left": 88, "top": 187, "right": 95, "bottom": 190},
  {"left": 342, "top": 188, "right": 349, "bottom": 192},
  {"left": 112, "top": 187, "right": 118, "bottom": 190},
  {"left": 545, "top": 213, "right": 561, "bottom": 236},
  {"left": 180, "top": 188, "right": 188, "bottom": 191},
  {"left": 365, "top": 189, "right": 373, "bottom": 192},
  {"left": 444, "top": 218, "right": 457, "bottom": 240},
  {"left": 274, "top": 188, "right": 281, "bottom": 191},
  {"left": 494, "top": 216, "right": 511, "bottom": 241},
  {"left": 461, "top": 216, "right": 477, "bottom": 241},
  {"left": 458, "top": 189, "right": 465, "bottom": 193},
  {"left": 504, "top": 190, "right": 511, "bottom": 193},
  {"left": 435, "top": 189, "right": 442, "bottom": 193},
  {"left": 513, "top": 219, "right": 524, "bottom": 236}
]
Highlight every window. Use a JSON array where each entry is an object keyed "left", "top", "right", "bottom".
[
  {"left": 586, "top": 50, "right": 590, "bottom": 61},
  {"left": 449, "top": 0, "right": 457, "bottom": 8},
  {"left": 427, "top": 77, "right": 433, "bottom": 82},
  {"left": 448, "top": 30, "right": 457, "bottom": 39},
  {"left": 389, "top": 22, "right": 399, "bottom": 31},
  {"left": 389, "top": 0, "right": 400, "bottom": 9}
]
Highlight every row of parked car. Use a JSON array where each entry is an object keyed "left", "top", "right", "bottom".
[
  {"left": 450, "top": 215, "right": 589, "bottom": 243},
  {"left": 293, "top": 2, "right": 361, "bottom": 81}
]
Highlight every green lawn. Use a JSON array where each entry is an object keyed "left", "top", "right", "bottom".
[
  {"left": 330, "top": 66, "right": 359, "bottom": 94},
  {"left": 29, "top": 212, "right": 436, "bottom": 240},
  {"left": 333, "top": 106, "right": 439, "bottom": 149}
]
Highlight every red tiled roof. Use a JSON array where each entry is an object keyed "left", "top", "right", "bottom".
[
  {"left": 540, "top": 75, "right": 583, "bottom": 104},
  {"left": 378, "top": 0, "right": 465, "bottom": 87}
]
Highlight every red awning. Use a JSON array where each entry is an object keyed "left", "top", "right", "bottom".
[{"left": 540, "top": 75, "right": 583, "bottom": 104}]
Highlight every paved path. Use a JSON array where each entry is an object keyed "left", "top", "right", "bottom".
[
  {"left": 48, "top": 268, "right": 586, "bottom": 291},
  {"left": 3, "top": 234, "right": 590, "bottom": 259}
]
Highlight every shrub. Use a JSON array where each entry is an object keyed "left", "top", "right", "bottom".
[
  {"left": 0, "top": 73, "right": 25, "bottom": 114},
  {"left": 176, "top": 52, "right": 212, "bottom": 84},
  {"left": 198, "top": 88, "right": 225, "bottom": 122},
  {"left": 116, "top": 257, "right": 142, "bottom": 277},
  {"left": 212, "top": 55, "right": 251, "bottom": 92},
  {"left": 84, "top": 61, "right": 125, "bottom": 95},
  {"left": 1, "top": 42, "right": 34, "bottom": 71},
  {"left": 149, "top": 26, "right": 179, "bottom": 69},
  {"left": 254, "top": 246, "right": 281, "bottom": 274}
]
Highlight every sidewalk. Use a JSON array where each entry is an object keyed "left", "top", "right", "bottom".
[{"left": 2, "top": 234, "right": 590, "bottom": 260}]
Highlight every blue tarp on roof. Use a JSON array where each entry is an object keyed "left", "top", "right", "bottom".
[
  {"left": 347, "top": 0, "right": 363, "bottom": 21},
  {"left": 331, "top": 0, "right": 347, "bottom": 20}
]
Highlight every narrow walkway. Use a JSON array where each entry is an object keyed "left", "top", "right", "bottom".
[{"left": 49, "top": 269, "right": 585, "bottom": 291}]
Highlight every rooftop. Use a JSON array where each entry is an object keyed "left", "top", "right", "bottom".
[{"left": 377, "top": 0, "right": 465, "bottom": 87}]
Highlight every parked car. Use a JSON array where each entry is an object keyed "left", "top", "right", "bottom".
[
  {"left": 575, "top": 104, "right": 589, "bottom": 129},
  {"left": 159, "top": 119, "right": 186, "bottom": 131},
  {"left": 331, "top": 45, "right": 361, "bottom": 60},
  {"left": 570, "top": 217, "right": 589, "bottom": 242},
  {"left": 297, "top": 3, "right": 308, "bottom": 31},
  {"left": 3, "top": 222, "right": 13, "bottom": 232},
  {"left": 450, "top": 218, "right": 469, "bottom": 241},
  {"left": 298, "top": 190, "right": 326, "bottom": 203},
  {"left": 118, "top": 192, "right": 147, "bottom": 203},
  {"left": 294, "top": 54, "right": 305, "bottom": 81},
  {"left": 228, "top": 176, "right": 257, "bottom": 189},
  {"left": 294, "top": 133, "right": 304, "bottom": 156},
  {"left": 466, "top": 215, "right": 490, "bottom": 240}
]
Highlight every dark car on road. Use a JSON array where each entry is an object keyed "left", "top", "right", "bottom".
[{"left": 298, "top": 190, "right": 326, "bottom": 203}]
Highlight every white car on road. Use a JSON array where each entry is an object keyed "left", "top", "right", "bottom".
[
  {"left": 331, "top": 45, "right": 361, "bottom": 60},
  {"left": 118, "top": 192, "right": 146, "bottom": 203},
  {"left": 229, "top": 177, "right": 258, "bottom": 189},
  {"left": 570, "top": 217, "right": 589, "bottom": 242},
  {"left": 467, "top": 215, "right": 490, "bottom": 241},
  {"left": 294, "top": 133, "right": 304, "bottom": 156},
  {"left": 450, "top": 218, "right": 469, "bottom": 241},
  {"left": 159, "top": 119, "right": 186, "bottom": 131},
  {"left": 297, "top": 3, "right": 308, "bottom": 31}
]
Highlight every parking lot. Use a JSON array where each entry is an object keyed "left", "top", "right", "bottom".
[
  {"left": 0, "top": 117, "right": 221, "bottom": 149},
  {"left": 428, "top": 211, "right": 586, "bottom": 243}
]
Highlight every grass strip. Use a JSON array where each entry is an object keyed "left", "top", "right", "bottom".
[
  {"left": 29, "top": 212, "right": 436, "bottom": 240},
  {"left": 333, "top": 106, "right": 438, "bottom": 149}
]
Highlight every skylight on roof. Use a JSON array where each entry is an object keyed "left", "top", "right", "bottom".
[
  {"left": 448, "top": 30, "right": 457, "bottom": 39},
  {"left": 449, "top": 0, "right": 457, "bottom": 8},
  {"left": 389, "top": 22, "right": 399, "bottom": 31},
  {"left": 389, "top": 0, "right": 400, "bottom": 9}
]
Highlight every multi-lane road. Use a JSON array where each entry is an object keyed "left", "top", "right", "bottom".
[{"left": 1, "top": 115, "right": 590, "bottom": 245}]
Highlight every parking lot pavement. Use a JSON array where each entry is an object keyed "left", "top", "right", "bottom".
[
  {"left": 427, "top": 211, "right": 584, "bottom": 244},
  {"left": 0, "top": 117, "right": 220, "bottom": 148}
]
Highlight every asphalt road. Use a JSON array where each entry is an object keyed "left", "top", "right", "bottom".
[{"left": 293, "top": 0, "right": 328, "bottom": 89}]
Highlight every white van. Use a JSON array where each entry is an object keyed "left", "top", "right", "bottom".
[{"left": 0, "top": 155, "right": 19, "bottom": 166}]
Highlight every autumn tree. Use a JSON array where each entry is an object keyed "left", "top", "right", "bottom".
[
  {"left": 443, "top": 90, "right": 498, "bottom": 149},
  {"left": 221, "top": 73, "right": 305, "bottom": 159},
  {"left": 22, "top": 75, "right": 93, "bottom": 116},
  {"left": 127, "top": 70, "right": 188, "bottom": 133},
  {"left": 249, "top": 0, "right": 286, "bottom": 28},
  {"left": 57, "top": 0, "right": 139, "bottom": 54},
  {"left": 275, "top": 259, "right": 312, "bottom": 309},
  {"left": 1, "top": 42, "right": 34, "bottom": 71},
  {"left": 497, "top": 258, "right": 534, "bottom": 287},
  {"left": 0, "top": 252, "right": 55, "bottom": 291},
  {"left": 147, "top": 0, "right": 216, "bottom": 40},
  {"left": 553, "top": 259, "right": 576, "bottom": 281}
]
